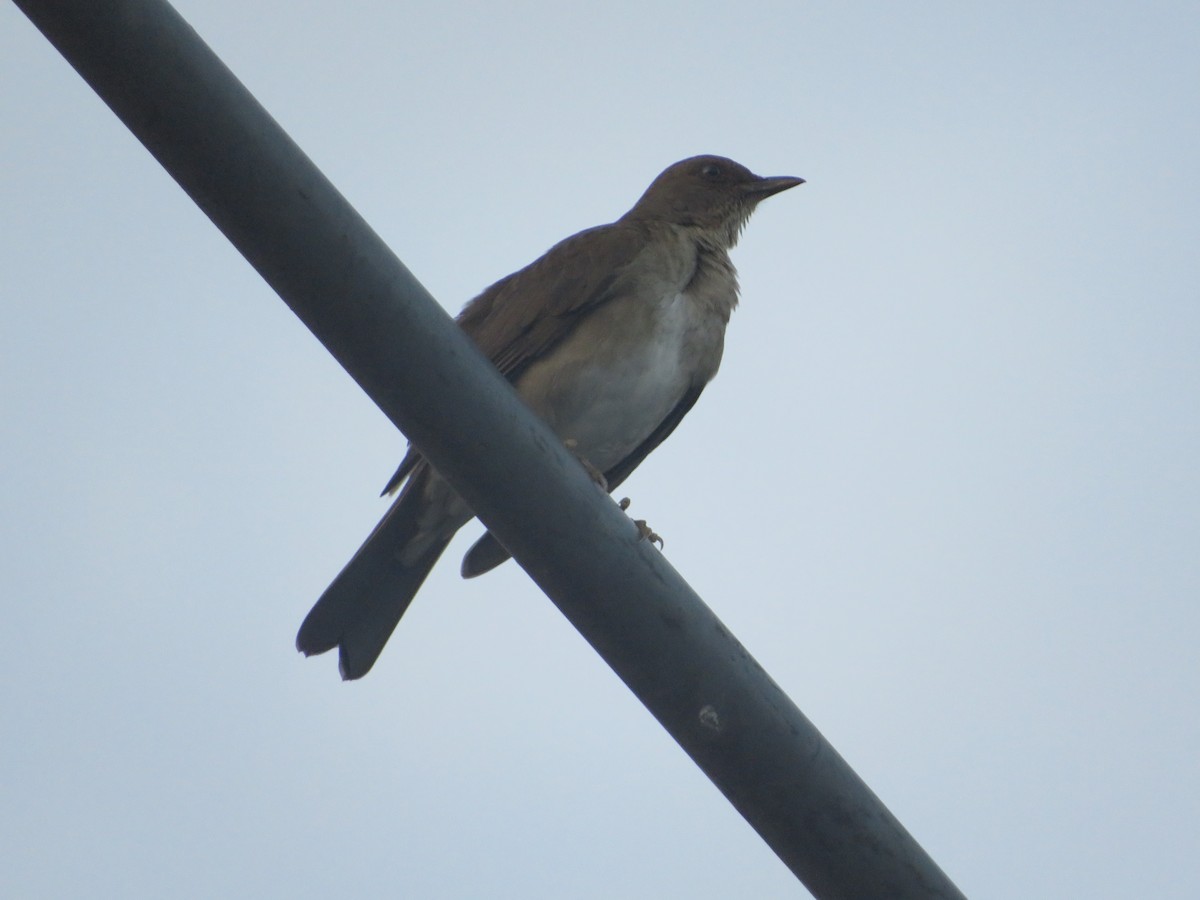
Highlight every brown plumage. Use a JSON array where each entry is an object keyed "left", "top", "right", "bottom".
[{"left": 296, "top": 155, "right": 803, "bottom": 679}]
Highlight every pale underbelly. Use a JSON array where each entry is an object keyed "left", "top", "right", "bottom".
[
  {"left": 534, "top": 351, "right": 689, "bottom": 473},
  {"left": 515, "top": 297, "right": 705, "bottom": 474}
]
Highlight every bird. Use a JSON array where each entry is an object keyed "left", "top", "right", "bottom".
[{"left": 296, "top": 154, "right": 803, "bottom": 679}]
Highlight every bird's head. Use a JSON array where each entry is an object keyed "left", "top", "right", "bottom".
[{"left": 624, "top": 155, "right": 803, "bottom": 248}]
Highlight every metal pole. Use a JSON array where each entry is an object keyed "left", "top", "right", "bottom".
[{"left": 14, "top": 1, "right": 967, "bottom": 896}]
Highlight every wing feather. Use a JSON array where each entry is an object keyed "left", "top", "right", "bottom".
[{"left": 384, "top": 221, "right": 648, "bottom": 495}]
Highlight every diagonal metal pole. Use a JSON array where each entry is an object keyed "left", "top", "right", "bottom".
[{"left": 14, "top": 1, "right": 967, "bottom": 897}]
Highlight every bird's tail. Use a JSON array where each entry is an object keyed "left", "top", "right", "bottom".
[
  {"left": 460, "top": 530, "right": 512, "bottom": 578},
  {"left": 296, "top": 476, "right": 451, "bottom": 680}
]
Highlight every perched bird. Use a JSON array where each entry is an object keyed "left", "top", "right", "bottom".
[{"left": 296, "top": 155, "right": 803, "bottom": 679}]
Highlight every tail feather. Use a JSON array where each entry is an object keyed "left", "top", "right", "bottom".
[
  {"left": 296, "top": 480, "right": 451, "bottom": 680},
  {"left": 334, "top": 538, "right": 448, "bottom": 680},
  {"left": 460, "top": 530, "right": 513, "bottom": 578}
]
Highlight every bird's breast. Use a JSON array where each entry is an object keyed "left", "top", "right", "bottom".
[{"left": 515, "top": 287, "right": 727, "bottom": 473}]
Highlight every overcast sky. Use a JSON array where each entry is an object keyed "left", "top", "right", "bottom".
[{"left": 3, "top": 2, "right": 1198, "bottom": 897}]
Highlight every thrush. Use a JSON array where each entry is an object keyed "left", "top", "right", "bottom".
[{"left": 296, "top": 155, "right": 803, "bottom": 679}]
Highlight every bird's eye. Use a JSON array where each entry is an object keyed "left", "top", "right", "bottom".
[{"left": 701, "top": 163, "right": 723, "bottom": 179}]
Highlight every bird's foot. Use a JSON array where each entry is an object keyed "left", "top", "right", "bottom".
[
  {"left": 564, "top": 439, "right": 608, "bottom": 490},
  {"left": 634, "top": 519, "right": 664, "bottom": 549},
  {"left": 618, "top": 497, "right": 664, "bottom": 549}
]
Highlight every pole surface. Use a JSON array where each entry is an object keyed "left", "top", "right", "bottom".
[{"left": 14, "top": 1, "right": 967, "bottom": 896}]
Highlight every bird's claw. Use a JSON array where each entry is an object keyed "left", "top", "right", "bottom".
[
  {"left": 634, "top": 519, "right": 664, "bottom": 549},
  {"left": 617, "top": 497, "right": 663, "bottom": 548},
  {"left": 565, "top": 439, "right": 609, "bottom": 490}
]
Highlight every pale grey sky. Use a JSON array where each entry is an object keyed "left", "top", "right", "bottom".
[{"left": 3, "top": 2, "right": 1198, "bottom": 897}]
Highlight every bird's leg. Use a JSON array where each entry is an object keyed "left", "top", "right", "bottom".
[
  {"left": 563, "top": 441, "right": 662, "bottom": 548},
  {"left": 564, "top": 438, "right": 608, "bottom": 490},
  {"left": 615, "top": 497, "right": 664, "bottom": 549}
]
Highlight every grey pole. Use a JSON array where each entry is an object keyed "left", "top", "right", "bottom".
[{"left": 14, "top": 1, "right": 967, "bottom": 897}]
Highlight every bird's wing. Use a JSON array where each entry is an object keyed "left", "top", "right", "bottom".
[
  {"left": 382, "top": 221, "right": 650, "bottom": 496},
  {"left": 458, "top": 221, "right": 648, "bottom": 380},
  {"left": 381, "top": 446, "right": 422, "bottom": 496}
]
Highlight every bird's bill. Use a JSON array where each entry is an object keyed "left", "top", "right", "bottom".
[{"left": 745, "top": 174, "right": 805, "bottom": 198}]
